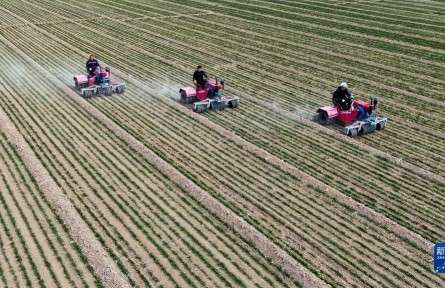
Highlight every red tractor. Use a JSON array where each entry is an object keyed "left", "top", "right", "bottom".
[
  {"left": 316, "top": 94, "right": 387, "bottom": 137},
  {"left": 73, "top": 67, "right": 126, "bottom": 97},
  {"left": 179, "top": 78, "right": 240, "bottom": 113}
]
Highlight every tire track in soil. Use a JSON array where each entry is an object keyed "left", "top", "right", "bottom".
[
  {"left": 0, "top": 34, "right": 132, "bottom": 288},
  {"left": 0, "top": 24, "right": 326, "bottom": 288}
]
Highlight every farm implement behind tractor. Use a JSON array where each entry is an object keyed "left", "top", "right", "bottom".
[
  {"left": 74, "top": 67, "right": 126, "bottom": 98},
  {"left": 179, "top": 78, "right": 240, "bottom": 113},
  {"left": 316, "top": 95, "right": 387, "bottom": 137}
]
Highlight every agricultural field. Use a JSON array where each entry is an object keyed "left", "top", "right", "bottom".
[{"left": 0, "top": 0, "right": 444, "bottom": 287}]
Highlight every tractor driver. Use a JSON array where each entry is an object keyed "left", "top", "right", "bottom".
[
  {"left": 86, "top": 55, "right": 101, "bottom": 84},
  {"left": 193, "top": 66, "right": 208, "bottom": 89},
  {"left": 333, "top": 82, "right": 352, "bottom": 110}
]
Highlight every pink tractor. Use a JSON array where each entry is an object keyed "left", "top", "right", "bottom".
[
  {"left": 316, "top": 94, "right": 387, "bottom": 137},
  {"left": 179, "top": 78, "right": 240, "bottom": 113},
  {"left": 73, "top": 67, "right": 126, "bottom": 97}
]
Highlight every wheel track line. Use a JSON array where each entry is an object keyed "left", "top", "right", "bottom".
[
  {"left": 0, "top": 35, "right": 132, "bottom": 288},
  {"left": 0, "top": 27, "right": 327, "bottom": 288}
]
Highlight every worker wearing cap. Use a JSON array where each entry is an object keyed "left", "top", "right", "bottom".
[{"left": 333, "top": 82, "right": 352, "bottom": 110}]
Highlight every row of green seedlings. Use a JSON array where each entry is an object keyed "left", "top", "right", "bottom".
[
  {"left": 32, "top": 0, "right": 160, "bottom": 20},
  {"left": 163, "top": 0, "right": 445, "bottom": 79},
  {"left": 90, "top": 83, "right": 429, "bottom": 288},
  {"left": 205, "top": 0, "right": 445, "bottom": 61},
  {"left": 206, "top": 99, "right": 445, "bottom": 242},
  {"left": 266, "top": 0, "right": 445, "bottom": 34},
  {"left": 0, "top": 0, "right": 62, "bottom": 23},
  {"left": 0, "top": 54, "right": 280, "bottom": 288},
  {"left": 0, "top": 131, "right": 94, "bottom": 287},
  {"left": 225, "top": 0, "right": 445, "bottom": 49}
]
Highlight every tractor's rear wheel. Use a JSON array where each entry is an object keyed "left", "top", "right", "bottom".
[
  {"left": 105, "top": 87, "right": 112, "bottom": 96},
  {"left": 229, "top": 99, "right": 239, "bottom": 108},
  {"left": 376, "top": 122, "right": 386, "bottom": 131},
  {"left": 348, "top": 128, "right": 358, "bottom": 137},
  {"left": 193, "top": 105, "right": 206, "bottom": 113},
  {"left": 317, "top": 111, "right": 329, "bottom": 125},
  {"left": 180, "top": 90, "right": 187, "bottom": 103},
  {"left": 116, "top": 86, "right": 125, "bottom": 94}
]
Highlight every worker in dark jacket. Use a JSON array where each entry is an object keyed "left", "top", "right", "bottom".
[
  {"left": 193, "top": 65, "right": 214, "bottom": 98},
  {"left": 333, "top": 82, "right": 352, "bottom": 110},
  {"left": 86, "top": 55, "right": 101, "bottom": 84},
  {"left": 193, "top": 66, "right": 208, "bottom": 89}
]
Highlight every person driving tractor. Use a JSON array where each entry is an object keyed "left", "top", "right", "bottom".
[
  {"left": 193, "top": 66, "right": 208, "bottom": 88},
  {"left": 86, "top": 54, "right": 101, "bottom": 84},
  {"left": 193, "top": 65, "right": 214, "bottom": 98},
  {"left": 333, "top": 82, "right": 352, "bottom": 110}
]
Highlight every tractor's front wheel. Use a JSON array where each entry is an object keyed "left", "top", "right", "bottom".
[{"left": 317, "top": 111, "right": 329, "bottom": 125}]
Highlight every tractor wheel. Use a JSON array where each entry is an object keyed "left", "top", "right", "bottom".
[
  {"left": 83, "top": 90, "right": 92, "bottom": 98},
  {"left": 376, "top": 122, "right": 386, "bottom": 131},
  {"left": 229, "top": 99, "right": 239, "bottom": 108},
  {"left": 348, "top": 128, "right": 358, "bottom": 137},
  {"left": 105, "top": 87, "right": 112, "bottom": 96},
  {"left": 180, "top": 90, "right": 187, "bottom": 103},
  {"left": 74, "top": 79, "right": 80, "bottom": 90},
  {"left": 317, "top": 111, "right": 329, "bottom": 125},
  {"left": 193, "top": 105, "right": 206, "bottom": 113},
  {"left": 116, "top": 86, "right": 125, "bottom": 94},
  {"left": 219, "top": 103, "right": 226, "bottom": 111}
]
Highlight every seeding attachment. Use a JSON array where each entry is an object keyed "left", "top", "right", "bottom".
[
  {"left": 192, "top": 96, "right": 240, "bottom": 113},
  {"left": 80, "top": 82, "right": 126, "bottom": 98},
  {"left": 344, "top": 116, "right": 387, "bottom": 137}
]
